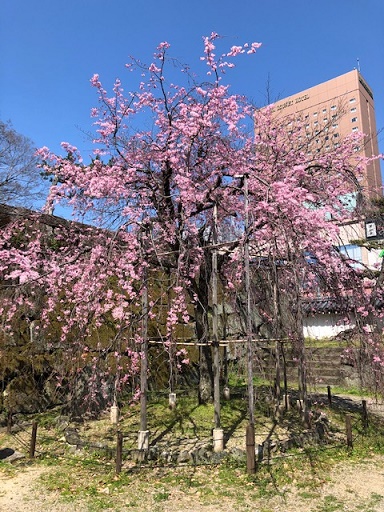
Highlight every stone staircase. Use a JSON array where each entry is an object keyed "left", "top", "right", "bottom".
[
  {"left": 300, "top": 346, "right": 349, "bottom": 386},
  {"left": 254, "top": 344, "right": 358, "bottom": 388}
]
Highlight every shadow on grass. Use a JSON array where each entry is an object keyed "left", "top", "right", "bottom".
[
  {"left": 149, "top": 395, "right": 250, "bottom": 449},
  {"left": 223, "top": 403, "right": 247, "bottom": 446},
  {"left": 149, "top": 403, "right": 201, "bottom": 446}
]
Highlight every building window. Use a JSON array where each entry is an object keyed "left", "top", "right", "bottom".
[
  {"left": 313, "top": 112, "right": 318, "bottom": 117},
  {"left": 333, "top": 133, "right": 339, "bottom": 138},
  {"left": 323, "top": 118, "right": 328, "bottom": 123},
  {"left": 322, "top": 108, "right": 327, "bottom": 113},
  {"left": 332, "top": 123, "right": 338, "bottom": 129},
  {"left": 331, "top": 105, "right": 336, "bottom": 110},
  {"left": 350, "top": 107, "right": 357, "bottom": 113},
  {"left": 352, "top": 127, "right": 358, "bottom": 132},
  {"left": 339, "top": 244, "right": 362, "bottom": 268},
  {"left": 314, "top": 121, "right": 318, "bottom": 126},
  {"left": 349, "top": 98, "right": 356, "bottom": 103},
  {"left": 351, "top": 117, "right": 357, "bottom": 123}
]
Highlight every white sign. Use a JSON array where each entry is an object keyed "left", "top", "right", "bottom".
[{"left": 366, "top": 222, "right": 377, "bottom": 238}]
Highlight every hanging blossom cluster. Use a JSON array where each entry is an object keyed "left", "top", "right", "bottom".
[{"left": 0, "top": 213, "right": 145, "bottom": 404}]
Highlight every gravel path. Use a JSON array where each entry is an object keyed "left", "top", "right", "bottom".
[
  {"left": 1, "top": 456, "right": 384, "bottom": 511},
  {"left": 0, "top": 466, "right": 88, "bottom": 511}
]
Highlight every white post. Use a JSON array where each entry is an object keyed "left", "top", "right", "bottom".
[
  {"left": 169, "top": 392, "right": 177, "bottom": 410},
  {"left": 138, "top": 430, "right": 149, "bottom": 451},
  {"left": 213, "top": 428, "right": 224, "bottom": 453},
  {"left": 110, "top": 403, "right": 119, "bottom": 424},
  {"left": 283, "top": 394, "right": 291, "bottom": 410},
  {"left": 223, "top": 386, "right": 230, "bottom": 400}
]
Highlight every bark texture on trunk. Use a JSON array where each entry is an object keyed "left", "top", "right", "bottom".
[{"left": 195, "top": 296, "right": 213, "bottom": 404}]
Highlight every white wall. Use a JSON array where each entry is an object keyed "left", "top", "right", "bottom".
[{"left": 303, "top": 313, "right": 356, "bottom": 339}]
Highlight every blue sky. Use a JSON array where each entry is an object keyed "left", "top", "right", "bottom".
[{"left": 1, "top": 0, "right": 383, "bottom": 166}]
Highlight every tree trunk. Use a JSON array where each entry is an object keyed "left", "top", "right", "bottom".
[
  {"left": 195, "top": 300, "right": 213, "bottom": 404},
  {"left": 199, "top": 345, "right": 213, "bottom": 403}
]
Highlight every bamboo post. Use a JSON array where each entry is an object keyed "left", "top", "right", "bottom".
[
  {"left": 29, "top": 421, "right": 38, "bottom": 459},
  {"left": 116, "top": 431, "right": 123, "bottom": 474},
  {"left": 327, "top": 386, "right": 332, "bottom": 407},
  {"left": 346, "top": 415, "right": 353, "bottom": 449}
]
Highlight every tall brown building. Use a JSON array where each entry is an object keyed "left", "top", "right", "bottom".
[
  {"left": 272, "top": 72, "right": 383, "bottom": 336},
  {"left": 273, "top": 69, "right": 382, "bottom": 199}
]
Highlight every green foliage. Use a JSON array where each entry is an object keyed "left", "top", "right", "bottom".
[{"left": 323, "top": 384, "right": 373, "bottom": 397}]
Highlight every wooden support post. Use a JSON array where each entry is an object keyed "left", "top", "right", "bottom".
[
  {"left": 327, "top": 386, "right": 332, "bottom": 407},
  {"left": 246, "top": 423, "right": 256, "bottom": 475},
  {"left": 303, "top": 408, "right": 311, "bottom": 429},
  {"left": 212, "top": 203, "right": 221, "bottom": 436},
  {"left": 116, "top": 431, "right": 123, "bottom": 474},
  {"left": 275, "top": 339, "right": 281, "bottom": 405},
  {"left": 243, "top": 174, "right": 256, "bottom": 470},
  {"left": 362, "top": 400, "right": 369, "bottom": 431},
  {"left": 346, "top": 414, "right": 353, "bottom": 449},
  {"left": 6, "top": 409, "right": 12, "bottom": 434},
  {"left": 140, "top": 225, "right": 149, "bottom": 437},
  {"left": 29, "top": 421, "right": 38, "bottom": 459},
  {"left": 281, "top": 343, "right": 288, "bottom": 401}
]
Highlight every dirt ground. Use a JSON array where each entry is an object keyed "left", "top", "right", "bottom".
[{"left": 1, "top": 455, "right": 384, "bottom": 512}]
